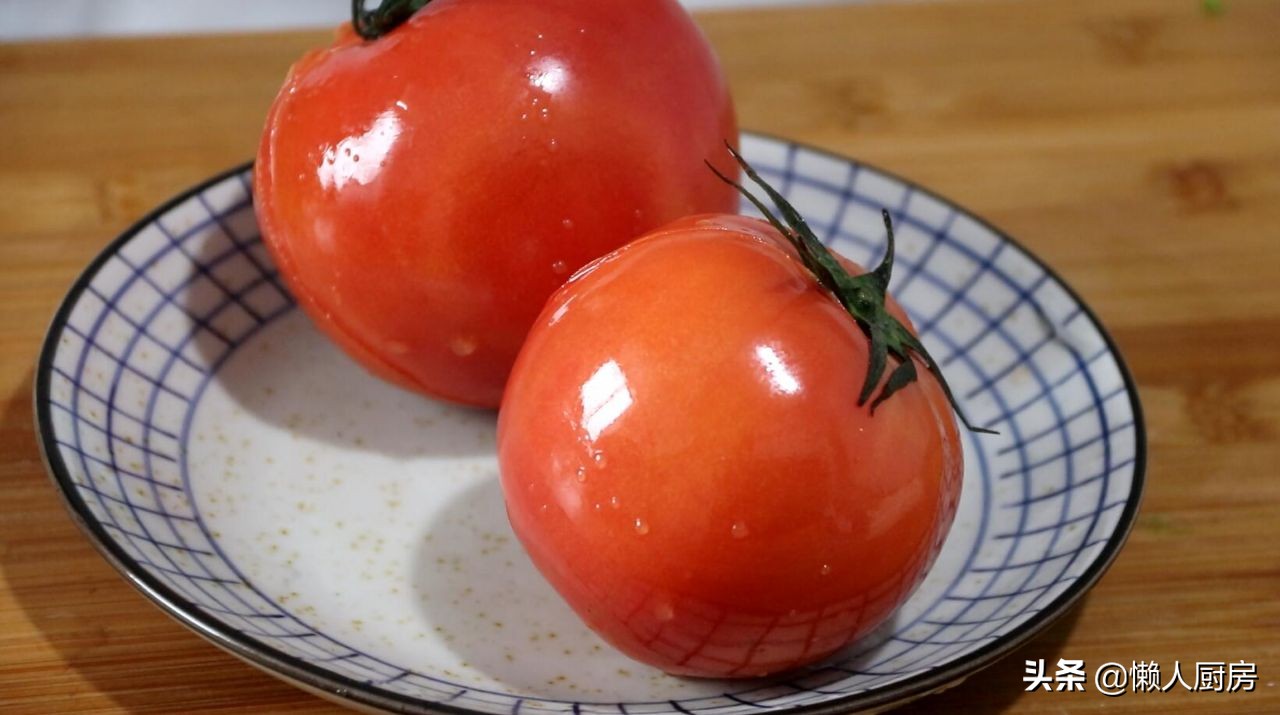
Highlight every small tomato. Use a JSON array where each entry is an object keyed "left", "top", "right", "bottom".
[
  {"left": 497, "top": 155, "right": 988, "bottom": 677},
  {"left": 255, "top": 0, "right": 737, "bottom": 407}
]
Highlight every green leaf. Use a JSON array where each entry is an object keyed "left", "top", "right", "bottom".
[
  {"left": 710, "top": 144, "right": 998, "bottom": 435},
  {"left": 352, "top": 0, "right": 434, "bottom": 40},
  {"left": 870, "top": 357, "right": 918, "bottom": 413}
]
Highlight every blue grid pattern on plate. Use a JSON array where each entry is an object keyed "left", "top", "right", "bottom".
[{"left": 41, "top": 133, "right": 1139, "bottom": 715}]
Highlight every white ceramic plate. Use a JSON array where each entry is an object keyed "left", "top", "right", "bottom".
[{"left": 35, "top": 132, "right": 1145, "bottom": 714}]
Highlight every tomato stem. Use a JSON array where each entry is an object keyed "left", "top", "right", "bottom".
[
  {"left": 707, "top": 144, "right": 998, "bottom": 435},
  {"left": 352, "top": 0, "right": 432, "bottom": 40}
]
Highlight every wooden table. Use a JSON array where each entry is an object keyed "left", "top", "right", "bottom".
[{"left": 2, "top": 0, "right": 1278, "bottom": 711}]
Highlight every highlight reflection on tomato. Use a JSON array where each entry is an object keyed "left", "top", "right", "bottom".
[
  {"left": 498, "top": 180, "right": 971, "bottom": 677},
  {"left": 255, "top": 0, "right": 738, "bottom": 407}
]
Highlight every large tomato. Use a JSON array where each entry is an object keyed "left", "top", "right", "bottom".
[
  {"left": 255, "top": 0, "right": 737, "bottom": 407},
  {"left": 498, "top": 163, "right": 976, "bottom": 677}
]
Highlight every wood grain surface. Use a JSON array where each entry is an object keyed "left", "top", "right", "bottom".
[{"left": 2, "top": 0, "right": 1279, "bottom": 711}]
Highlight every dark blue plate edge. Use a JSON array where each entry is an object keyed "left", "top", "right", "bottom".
[{"left": 32, "top": 133, "right": 1147, "bottom": 715}]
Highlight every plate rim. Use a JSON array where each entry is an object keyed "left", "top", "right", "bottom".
[{"left": 33, "top": 132, "right": 1147, "bottom": 714}]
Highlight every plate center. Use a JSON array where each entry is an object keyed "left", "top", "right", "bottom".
[{"left": 186, "top": 310, "right": 733, "bottom": 700}]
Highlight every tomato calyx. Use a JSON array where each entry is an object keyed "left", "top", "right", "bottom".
[
  {"left": 708, "top": 145, "right": 998, "bottom": 435},
  {"left": 352, "top": 0, "right": 431, "bottom": 40}
]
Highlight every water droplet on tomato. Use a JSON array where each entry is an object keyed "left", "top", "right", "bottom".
[
  {"left": 633, "top": 518, "right": 649, "bottom": 536},
  {"left": 731, "top": 521, "right": 750, "bottom": 539},
  {"left": 449, "top": 336, "right": 478, "bottom": 357},
  {"left": 560, "top": 218, "right": 574, "bottom": 230},
  {"left": 548, "top": 138, "right": 559, "bottom": 151},
  {"left": 539, "top": 504, "right": 549, "bottom": 515},
  {"left": 820, "top": 564, "right": 832, "bottom": 576},
  {"left": 654, "top": 601, "right": 675, "bottom": 622},
  {"left": 609, "top": 496, "right": 621, "bottom": 509},
  {"left": 593, "top": 451, "right": 606, "bottom": 467},
  {"left": 539, "top": 107, "right": 550, "bottom": 121},
  {"left": 551, "top": 259, "right": 568, "bottom": 274},
  {"left": 575, "top": 466, "right": 586, "bottom": 483},
  {"left": 352, "top": 154, "right": 360, "bottom": 163}
]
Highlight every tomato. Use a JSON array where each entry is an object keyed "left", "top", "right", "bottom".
[
  {"left": 498, "top": 188, "right": 968, "bottom": 676},
  {"left": 255, "top": 0, "right": 738, "bottom": 407}
]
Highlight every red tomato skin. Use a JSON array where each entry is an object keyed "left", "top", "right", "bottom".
[
  {"left": 255, "top": 0, "right": 738, "bottom": 407},
  {"left": 498, "top": 216, "right": 962, "bottom": 677}
]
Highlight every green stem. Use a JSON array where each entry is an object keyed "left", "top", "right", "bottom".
[
  {"left": 707, "top": 144, "right": 998, "bottom": 435},
  {"left": 352, "top": 0, "right": 433, "bottom": 40}
]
